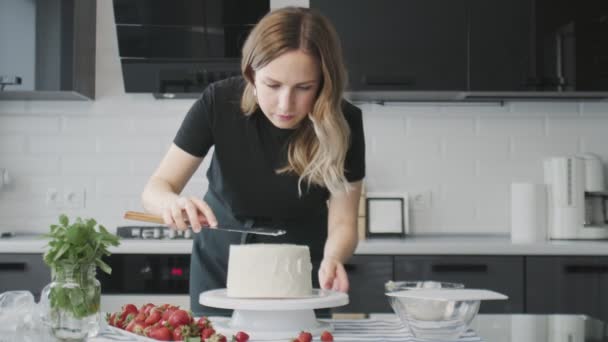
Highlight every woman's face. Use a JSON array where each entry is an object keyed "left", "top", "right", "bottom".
[{"left": 254, "top": 49, "right": 322, "bottom": 129}]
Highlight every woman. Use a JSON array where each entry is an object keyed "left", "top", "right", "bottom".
[{"left": 141, "top": 6, "right": 365, "bottom": 316}]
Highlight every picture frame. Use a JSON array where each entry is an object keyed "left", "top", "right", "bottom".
[{"left": 365, "top": 195, "right": 408, "bottom": 238}]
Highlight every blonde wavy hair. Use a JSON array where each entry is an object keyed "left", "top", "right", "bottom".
[{"left": 240, "top": 7, "right": 351, "bottom": 195}]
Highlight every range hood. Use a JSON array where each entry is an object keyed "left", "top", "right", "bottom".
[{"left": 113, "top": 0, "right": 268, "bottom": 99}]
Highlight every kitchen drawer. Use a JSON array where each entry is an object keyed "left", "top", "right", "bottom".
[
  {"left": 526, "top": 256, "right": 608, "bottom": 321},
  {"left": 0, "top": 254, "right": 50, "bottom": 300},
  {"left": 332, "top": 255, "right": 393, "bottom": 314},
  {"left": 394, "top": 256, "right": 524, "bottom": 313}
]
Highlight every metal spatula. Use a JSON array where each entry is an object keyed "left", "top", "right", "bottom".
[{"left": 123, "top": 211, "right": 286, "bottom": 236}]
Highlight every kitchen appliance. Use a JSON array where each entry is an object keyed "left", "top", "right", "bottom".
[
  {"left": 544, "top": 154, "right": 608, "bottom": 239},
  {"left": 98, "top": 253, "right": 191, "bottom": 313},
  {"left": 124, "top": 211, "right": 287, "bottom": 236}
]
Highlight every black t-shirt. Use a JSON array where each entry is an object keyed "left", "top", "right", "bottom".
[{"left": 174, "top": 76, "right": 365, "bottom": 222}]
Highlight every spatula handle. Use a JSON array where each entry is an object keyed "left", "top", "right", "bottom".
[{"left": 124, "top": 211, "right": 165, "bottom": 224}]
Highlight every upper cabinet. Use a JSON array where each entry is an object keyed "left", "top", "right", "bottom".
[
  {"left": 312, "top": 0, "right": 468, "bottom": 92},
  {"left": 0, "top": 0, "right": 96, "bottom": 101},
  {"left": 113, "top": 0, "right": 268, "bottom": 98},
  {"left": 311, "top": 0, "right": 608, "bottom": 101}
]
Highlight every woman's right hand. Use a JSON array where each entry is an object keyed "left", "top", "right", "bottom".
[{"left": 162, "top": 196, "right": 218, "bottom": 233}]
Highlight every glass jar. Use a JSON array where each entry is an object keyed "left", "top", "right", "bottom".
[{"left": 41, "top": 262, "right": 101, "bottom": 341}]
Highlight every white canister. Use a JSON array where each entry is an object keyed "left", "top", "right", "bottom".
[{"left": 510, "top": 182, "right": 548, "bottom": 243}]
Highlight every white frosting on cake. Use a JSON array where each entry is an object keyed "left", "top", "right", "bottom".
[{"left": 226, "top": 244, "right": 313, "bottom": 298}]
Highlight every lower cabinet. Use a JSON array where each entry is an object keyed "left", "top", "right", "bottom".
[
  {"left": 332, "top": 255, "right": 393, "bottom": 314},
  {"left": 394, "top": 256, "right": 525, "bottom": 313},
  {"left": 526, "top": 256, "right": 608, "bottom": 321},
  {"left": 0, "top": 253, "right": 51, "bottom": 300}
]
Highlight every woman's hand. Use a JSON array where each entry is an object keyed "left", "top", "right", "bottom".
[
  {"left": 318, "top": 257, "right": 349, "bottom": 292},
  {"left": 162, "top": 196, "right": 218, "bottom": 232}
]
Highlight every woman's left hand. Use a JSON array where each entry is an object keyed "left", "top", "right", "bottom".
[{"left": 318, "top": 257, "right": 349, "bottom": 292}]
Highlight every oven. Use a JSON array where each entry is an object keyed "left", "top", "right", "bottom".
[{"left": 98, "top": 253, "right": 191, "bottom": 313}]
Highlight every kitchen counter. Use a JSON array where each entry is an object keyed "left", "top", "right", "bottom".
[
  {"left": 2, "top": 233, "right": 608, "bottom": 255},
  {"left": 11, "top": 314, "right": 606, "bottom": 342}
]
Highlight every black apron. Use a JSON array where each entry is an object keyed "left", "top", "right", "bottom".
[{"left": 189, "top": 189, "right": 328, "bottom": 317}]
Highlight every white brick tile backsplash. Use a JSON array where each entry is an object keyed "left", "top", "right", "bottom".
[
  {"left": 510, "top": 101, "right": 580, "bottom": 116},
  {"left": 548, "top": 117, "right": 608, "bottom": 137},
  {"left": 406, "top": 158, "right": 476, "bottom": 181},
  {"left": 29, "top": 135, "right": 97, "bottom": 154},
  {"left": 443, "top": 136, "right": 510, "bottom": 161},
  {"left": 133, "top": 117, "right": 183, "bottom": 135},
  {"left": 408, "top": 116, "right": 476, "bottom": 137},
  {"left": 511, "top": 136, "right": 580, "bottom": 161},
  {"left": 400, "top": 137, "right": 442, "bottom": 159},
  {"left": 63, "top": 116, "right": 133, "bottom": 135},
  {"left": 478, "top": 116, "right": 545, "bottom": 137},
  {"left": 0, "top": 115, "right": 61, "bottom": 133},
  {"left": 0, "top": 101, "right": 26, "bottom": 114},
  {"left": 0, "top": 156, "right": 60, "bottom": 176},
  {"left": 62, "top": 156, "right": 129, "bottom": 176},
  {"left": 96, "top": 177, "right": 148, "bottom": 197},
  {"left": 477, "top": 160, "right": 543, "bottom": 184},
  {"left": 580, "top": 101, "right": 608, "bottom": 116},
  {"left": 0, "top": 135, "right": 25, "bottom": 153},
  {"left": 97, "top": 136, "right": 169, "bottom": 154}
]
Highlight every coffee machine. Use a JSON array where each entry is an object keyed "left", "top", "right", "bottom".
[{"left": 544, "top": 154, "right": 608, "bottom": 239}]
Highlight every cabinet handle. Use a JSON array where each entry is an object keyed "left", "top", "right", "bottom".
[
  {"left": 565, "top": 265, "right": 608, "bottom": 274},
  {"left": 432, "top": 264, "right": 488, "bottom": 273},
  {"left": 0, "top": 262, "right": 26, "bottom": 271}
]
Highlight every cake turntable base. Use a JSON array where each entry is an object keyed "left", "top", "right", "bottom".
[{"left": 199, "top": 289, "right": 349, "bottom": 340}]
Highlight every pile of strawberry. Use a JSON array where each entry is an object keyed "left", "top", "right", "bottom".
[
  {"left": 106, "top": 303, "right": 249, "bottom": 342},
  {"left": 290, "top": 330, "right": 333, "bottom": 342}
]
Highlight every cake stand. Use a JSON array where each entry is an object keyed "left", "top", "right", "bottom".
[{"left": 199, "top": 289, "right": 348, "bottom": 340}]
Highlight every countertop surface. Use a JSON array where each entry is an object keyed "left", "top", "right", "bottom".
[
  {"left": 2, "top": 233, "right": 608, "bottom": 255},
  {"left": 9, "top": 314, "right": 606, "bottom": 342}
]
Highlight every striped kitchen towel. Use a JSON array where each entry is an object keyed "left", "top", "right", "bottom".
[{"left": 327, "top": 318, "right": 483, "bottom": 342}]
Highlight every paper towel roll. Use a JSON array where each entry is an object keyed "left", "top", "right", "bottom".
[{"left": 511, "top": 182, "right": 547, "bottom": 243}]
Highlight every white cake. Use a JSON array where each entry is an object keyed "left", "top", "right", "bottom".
[{"left": 226, "top": 244, "right": 313, "bottom": 298}]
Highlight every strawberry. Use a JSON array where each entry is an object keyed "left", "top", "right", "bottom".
[
  {"left": 125, "top": 319, "right": 137, "bottom": 333},
  {"left": 145, "top": 308, "right": 162, "bottom": 325},
  {"left": 320, "top": 330, "right": 334, "bottom": 342},
  {"left": 201, "top": 327, "right": 216, "bottom": 340},
  {"left": 134, "top": 311, "right": 147, "bottom": 323},
  {"left": 140, "top": 303, "right": 156, "bottom": 315},
  {"left": 232, "top": 331, "right": 249, "bottom": 342},
  {"left": 196, "top": 316, "right": 211, "bottom": 329},
  {"left": 148, "top": 326, "right": 172, "bottom": 341},
  {"left": 162, "top": 306, "right": 178, "bottom": 321},
  {"left": 173, "top": 324, "right": 191, "bottom": 341},
  {"left": 298, "top": 331, "right": 312, "bottom": 342},
  {"left": 206, "top": 333, "right": 227, "bottom": 342},
  {"left": 121, "top": 304, "right": 139, "bottom": 317},
  {"left": 289, "top": 339, "right": 301, "bottom": 342},
  {"left": 168, "top": 309, "right": 192, "bottom": 328},
  {"left": 106, "top": 312, "right": 116, "bottom": 326}
]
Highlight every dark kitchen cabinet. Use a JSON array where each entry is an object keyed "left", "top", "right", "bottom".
[
  {"left": 394, "top": 256, "right": 525, "bottom": 313},
  {"left": 468, "top": 0, "right": 533, "bottom": 91},
  {"left": 332, "top": 255, "right": 393, "bottom": 314},
  {"left": 0, "top": 254, "right": 51, "bottom": 301},
  {"left": 469, "top": 0, "right": 608, "bottom": 93},
  {"left": 526, "top": 256, "right": 608, "bottom": 322},
  {"left": 311, "top": 0, "right": 468, "bottom": 92},
  {"left": 0, "top": 0, "right": 96, "bottom": 100}
]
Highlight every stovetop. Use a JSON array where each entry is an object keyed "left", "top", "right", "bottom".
[{"left": 116, "top": 226, "right": 194, "bottom": 240}]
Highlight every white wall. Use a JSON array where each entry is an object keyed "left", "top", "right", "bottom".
[{"left": 1, "top": 1, "right": 607, "bottom": 235}]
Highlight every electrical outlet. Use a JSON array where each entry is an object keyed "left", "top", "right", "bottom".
[
  {"left": 46, "top": 188, "right": 61, "bottom": 208},
  {"left": 411, "top": 191, "right": 432, "bottom": 211},
  {"left": 64, "top": 187, "right": 86, "bottom": 209}
]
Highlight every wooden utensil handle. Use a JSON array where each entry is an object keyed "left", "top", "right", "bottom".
[{"left": 124, "top": 211, "right": 165, "bottom": 224}]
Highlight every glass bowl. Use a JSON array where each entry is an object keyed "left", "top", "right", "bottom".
[{"left": 385, "top": 281, "right": 477, "bottom": 341}]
